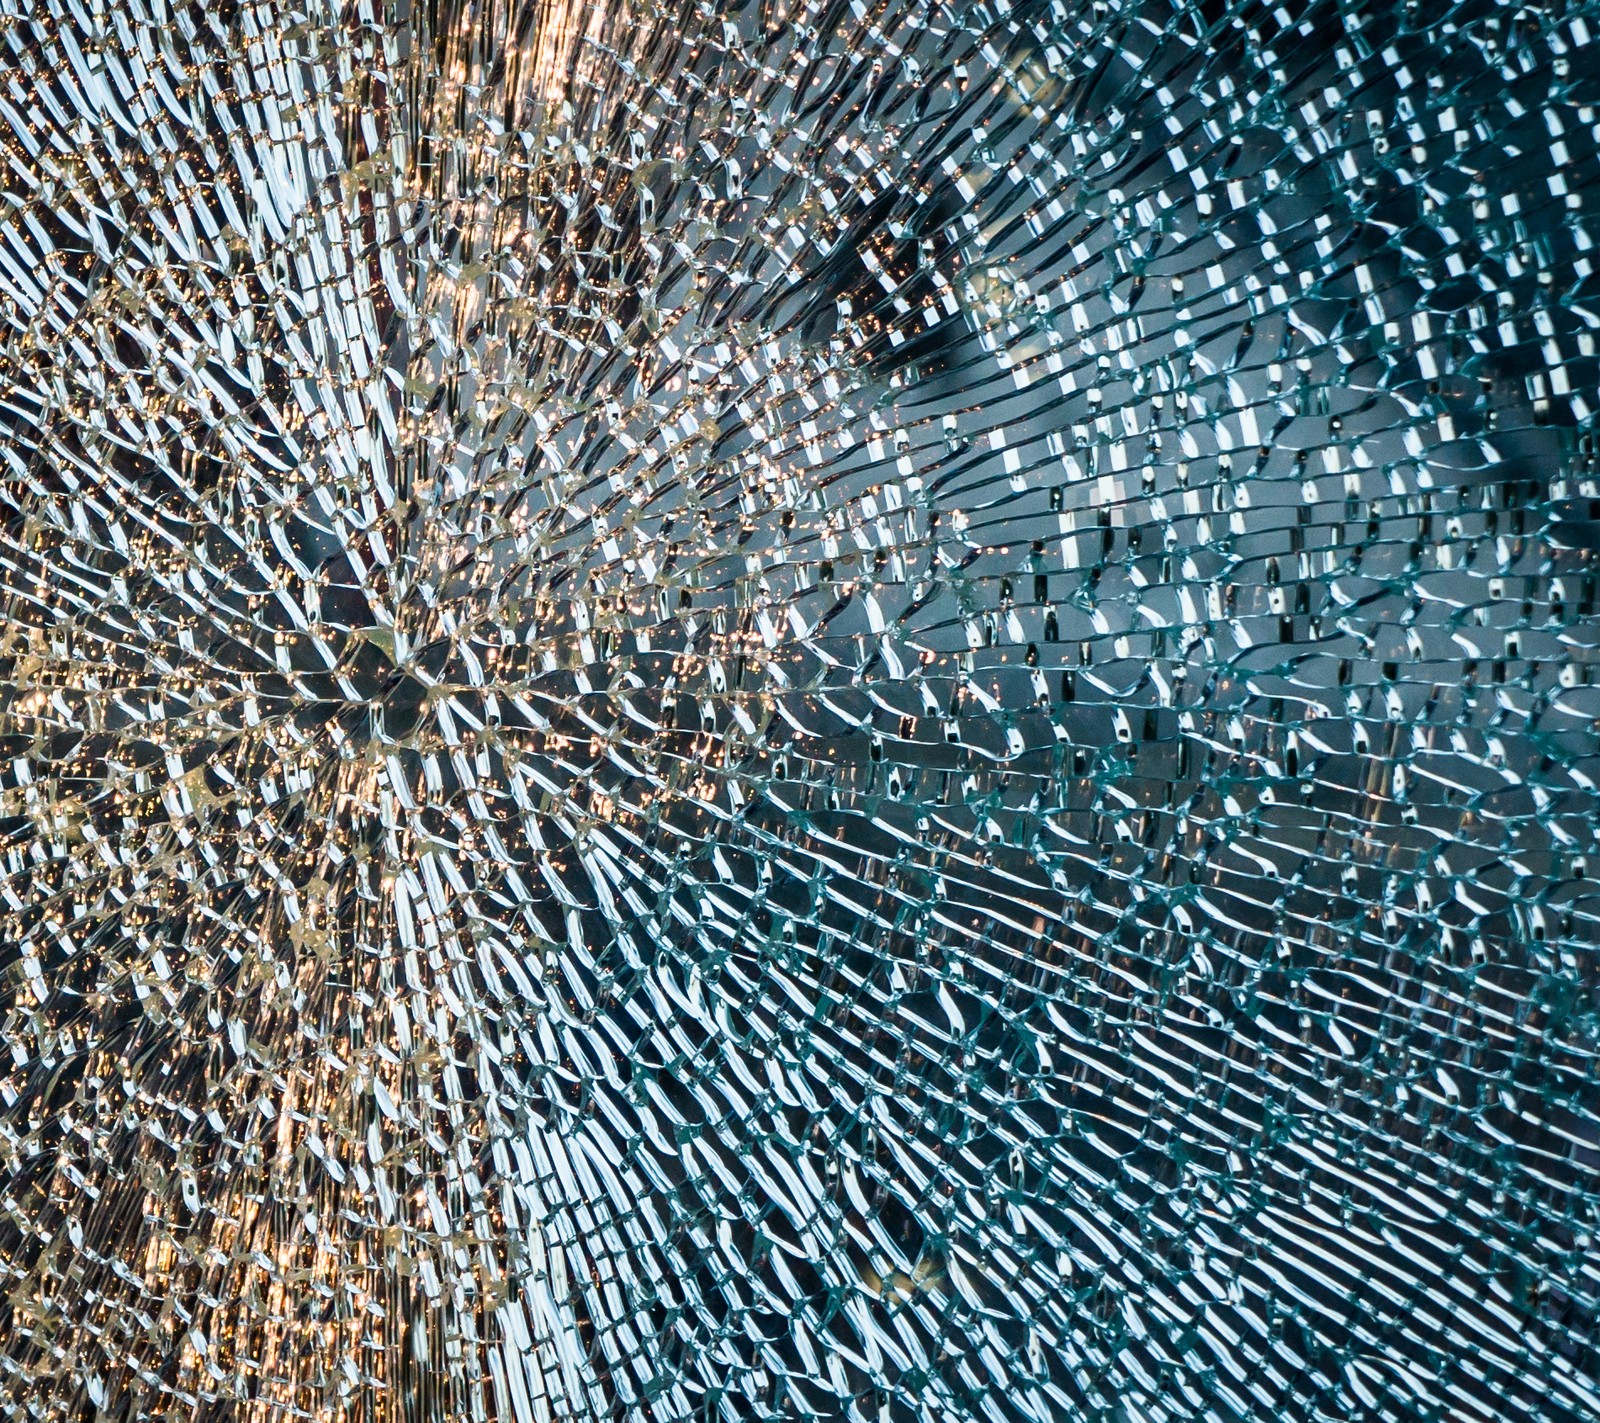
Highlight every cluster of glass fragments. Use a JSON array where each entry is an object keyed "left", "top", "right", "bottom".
[{"left": 0, "top": 0, "right": 1597, "bottom": 1418}]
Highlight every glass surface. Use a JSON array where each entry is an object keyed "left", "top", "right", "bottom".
[{"left": 0, "top": 1, "right": 1597, "bottom": 1419}]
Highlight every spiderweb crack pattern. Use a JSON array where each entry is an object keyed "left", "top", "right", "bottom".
[{"left": 0, "top": 1, "right": 1598, "bottom": 1421}]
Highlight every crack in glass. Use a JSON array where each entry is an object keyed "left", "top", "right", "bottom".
[{"left": 0, "top": 1, "right": 1598, "bottom": 1419}]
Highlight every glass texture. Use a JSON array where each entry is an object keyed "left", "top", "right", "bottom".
[{"left": 0, "top": 1, "right": 1597, "bottom": 1420}]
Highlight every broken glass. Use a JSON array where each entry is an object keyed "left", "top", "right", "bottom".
[{"left": 0, "top": 0, "right": 1596, "bottom": 1419}]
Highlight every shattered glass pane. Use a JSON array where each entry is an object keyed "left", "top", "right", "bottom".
[{"left": 1, "top": 0, "right": 1598, "bottom": 1418}]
